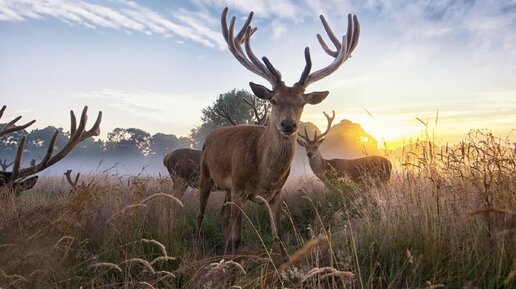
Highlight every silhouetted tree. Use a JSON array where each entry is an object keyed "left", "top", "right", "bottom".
[
  {"left": 190, "top": 89, "right": 268, "bottom": 148},
  {"left": 322, "top": 119, "right": 380, "bottom": 158}
]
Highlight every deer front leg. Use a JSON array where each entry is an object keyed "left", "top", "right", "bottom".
[
  {"left": 270, "top": 192, "right": 288, "bottom": 258},
  {"left": 252, "top": 194, "right": 288, "bottom": 258},
  {"left": 224, "top": 191, "right": 244, "bottom": 256}
]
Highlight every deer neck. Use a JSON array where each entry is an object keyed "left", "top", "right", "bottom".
[
  {"left": 309, "top": 151, "right": 329, "bottom": 179},
  {"left": 258, "top": 123, "right": 296, "bottom": 188}
]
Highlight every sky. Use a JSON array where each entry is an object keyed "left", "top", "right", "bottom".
[{"left": 1, "top": 0, "right": 515, "bottom": 148}]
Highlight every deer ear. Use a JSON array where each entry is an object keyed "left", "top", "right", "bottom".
[
  {"left": 304, "top": 91, "right": 329, "bottom": 105},
  {"left": 249, "top": 82, "right": 273, "bottom": 100},
  {"left": 14, "top": 176, "right": 38, "bottom": 197},
  {"left": 317, "top": 138, "right": 326, "bottom": 145},
  {"left": 297, "top": 138, "right": 307, "bottom": 147}
]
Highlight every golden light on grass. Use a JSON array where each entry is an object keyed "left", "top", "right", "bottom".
[{"left": 279, "top": 234, "right": 329, "bottom": 271}]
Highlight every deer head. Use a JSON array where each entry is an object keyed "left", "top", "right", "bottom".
[
  {"left": 0, "top": 105, "right": 101, "bottom": 196},
  {"left": 297, "top": 111, "right": 336, "bottom": 160},
  {"left": 221, "top": 7, "right": 359, "bottom": 137}
]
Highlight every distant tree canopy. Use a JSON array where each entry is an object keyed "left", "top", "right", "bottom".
[
  {"left": 0, "top": 88, "right": 380, "bottom": 169},
  {"left": 190, "top": 89, "right": 269, "bottom": 148},
  {"left": 322, "top": 119, "right": 380, "bottom": 157},
  {"left": 0, "top": 125, "right": 190, "bottom": 164}
]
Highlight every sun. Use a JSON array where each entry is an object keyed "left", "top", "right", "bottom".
[{"left": 350, "top": 115, "right": 421, "bottom": 149}]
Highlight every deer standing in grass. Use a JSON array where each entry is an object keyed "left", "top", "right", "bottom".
[
  {"left": 163, "top": 97, "right": 269, "bottom": 196},
  {"left": 297, "top": 111, "right": 392, "bottom": 184},
  {"left": 197, "top": 7, "right": 360, "bottom": 256},
  {"left": 0, "top": 105, "right": 101, "bottom": 197}
]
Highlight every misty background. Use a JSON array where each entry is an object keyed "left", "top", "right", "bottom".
[{"left": 1, "top": 89, "right": 380, "bottom": 178}]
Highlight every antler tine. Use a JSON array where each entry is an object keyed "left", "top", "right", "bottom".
[
  {"left": 17, "top": 106, "right": 102, "bottom": 179},
  {"left": 297, "top": 125, "right": 313, "bottom": 143},
  {"left": 11, "top": 136, "right": 26, "bottom": 180},
  {"left": 221, "top": 7, "right": 281, "bottom": 86},
  {"left": 303, "top": 14, "right": 360, "bottom": 87},
  {"left": 64, "top": 169, "right": 80, "bottom": 193},
  {"left": 243, "top": 97, "right": 265, "bottom": 125},
  {"left": 0, "top": 105, "right": 5, "bottom": 119},
  {"left": 215, "top": 105, "right": 239, "bottom": 125},
  {"left": 317, "top": 110, "right": 336, "bottom": 140},
  {"left": 0, "top": 112, "right": 36, "bottom": 138}
]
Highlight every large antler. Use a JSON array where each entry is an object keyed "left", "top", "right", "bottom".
[
  {"left": 243, "top": 97, "right": 269, "bottom": 125},
  {"left": 299, "top": 111, "right": 335, "bottom": 144},
  {"left": 296, "top": 14, "right": 360, "bottom": 87},
  {"left": 221, "top": 7, "right": 282, "bottom": 86},
  {"left": 9, "top": 106, "right": 101, "bottom": 182},
  {"left": 0, "top": 105, "right": 36, "bottom": 138}
]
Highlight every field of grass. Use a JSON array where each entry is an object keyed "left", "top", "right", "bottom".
[{"left": 1, "top": 129, "right": 515, "bottom": 289}]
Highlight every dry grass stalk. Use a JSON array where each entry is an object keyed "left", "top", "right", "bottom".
[
  {"left": 301, "top": 267, "right": 354, "bottom": 283},
  {"left": 280, "top": 235, "right": 329, "bottom": 271},
  {"left": 155, "top": 270, "right": 176, "bottom": 279},
  {"left": 88, "top": 262, "right": 123, "bottom": 273},
  {"left": 423, "top": 283, "right": 445, "bottom": 289},
  {"left": 105, "top": 203, "right": 148, "bottom": 223},
  {"left": 53, "top": 235, "right": 75, "bottom": 248},
  {"left": 139, "top": 193, "right": 183, "bottom": 207},
  {"left": 137, "top": 281, "right": 157, "bottom": 289},
  {"left": 469, "top": 208, "right": 515, "bottom": 216},
  {"left": 140, "top": 239, "right": 168, "bottom": 257},
  {"left": 150, "top": 256, "right": 176, "bottom": 265},
  {"left": 505, "top": 268, "right": 516, "bottom": 285},
  {"left": 207, "top": 259, "right": 246, "bottom": 275},
  {"left": 120, "top": 258, "right": 155, "bottom": 274}
]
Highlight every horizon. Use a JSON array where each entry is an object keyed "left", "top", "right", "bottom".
[{"left": 1, "top": 0, "right": 515, "bottom": 149}]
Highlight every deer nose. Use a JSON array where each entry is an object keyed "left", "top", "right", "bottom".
[
  {"left": 307, "top": 152, "right": 313, "bottom": 158},
  {"left": 280, "top": 118, "right": 297, "bottom": 133}
]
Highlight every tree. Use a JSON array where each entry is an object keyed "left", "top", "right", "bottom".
[
  {"left": 105, "top": 128, "right": 151, "bottom": 157},
  {"left": 0, "top": 124, "right": 29, "bottom": 160},
  {"left": 190, "top": 89, "right": 269, "bottom": 148},
  {"left": 25, "top": 126, "right": 69, "bottom": 162},
  {"left": 322, "top": 119, "right": 380, "bottom": 158}
]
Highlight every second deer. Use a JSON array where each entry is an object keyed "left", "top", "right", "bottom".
[{"left": 297, "top": 111, "right": 392, "bottom": 184}]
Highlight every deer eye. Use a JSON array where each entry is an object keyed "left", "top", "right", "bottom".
[{"left": 269, "top": 99, "right": 277, "bottom": 105}]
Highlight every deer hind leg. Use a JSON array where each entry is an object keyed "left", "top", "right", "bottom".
[
  {"left": 221, "top": 190, "right": 231, "bottom": 246},
  {"left": 197, "top": 173, "right": 214, "bottom": 234}
]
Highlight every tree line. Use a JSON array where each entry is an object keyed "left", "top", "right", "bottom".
[{"left": 1, "top": 89, "right": 379, "bottom": 167}]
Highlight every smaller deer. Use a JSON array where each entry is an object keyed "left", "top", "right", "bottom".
[
  {"left": 297, "top": 111, "right": 391, "bottom": 184},
  {"left": 163, "top": 148, "right": 201, "bottom": 196}
]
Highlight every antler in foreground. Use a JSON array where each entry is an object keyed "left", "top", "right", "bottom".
[{"left": 0, "top": 106, "right": 102, "bottom": 196}]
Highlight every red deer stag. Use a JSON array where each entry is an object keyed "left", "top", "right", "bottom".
[
  {"left": 0, "top": 105, "right": 101, "bottom": 197},
  {"left": 197, "top": 7, "right": 360, "bottom": 256},
  {"left": 163, "top": 97, "right": 269, "bottom": 196},
  {"left": 297, "top": 111, "right": 391, "bottom": 184}
]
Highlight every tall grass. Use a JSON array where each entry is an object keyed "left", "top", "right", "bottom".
[{"left": 0, "top": 129, "right": 514, "bottom": 288}]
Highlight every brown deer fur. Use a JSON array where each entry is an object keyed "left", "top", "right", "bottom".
[
  {"left": 197, "top": 7, "right": 360, "bottom": 256},
  {"left": 163, "top": 148, "right": 201, "bottom": 195},
  {"left": 298, "top": 112, "right": 391, "bottom": 184}
]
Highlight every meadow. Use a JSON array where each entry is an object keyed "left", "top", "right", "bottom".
[{"left": 0, "top": 129, "right": 514, "bottom": 289}]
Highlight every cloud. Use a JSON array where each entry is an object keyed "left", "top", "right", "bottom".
[{"left": 0, "top": 0, "right": 225, "bottom": 49}]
